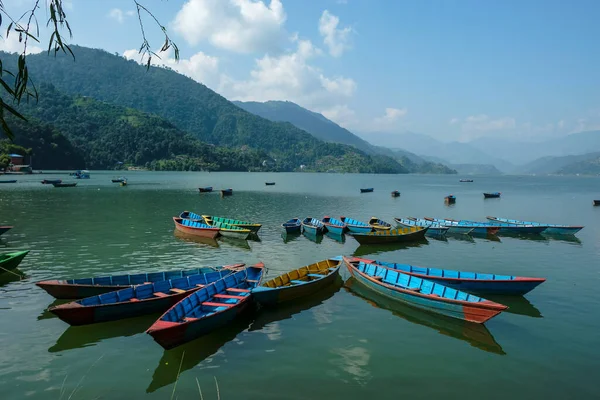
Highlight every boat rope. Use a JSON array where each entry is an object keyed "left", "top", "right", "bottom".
[{"left": 0, "top": 266, "right": 24, "bottom": 280}]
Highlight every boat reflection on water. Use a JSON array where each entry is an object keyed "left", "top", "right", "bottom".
[
  {"left": 471, "top": 233, "right": 502, "bottom": 243},
  {"left": 352, "top": 238, "right": 429, "bottom": 258},
  {"left": 146, "top": 313, "right": 255, "bottom": 394},
  {"left": 302, "top": 230, "right": 324, "bottom": 244},
  {"left": 485, "top": 295, "right": 542, "bottom": 318},
  {"left": 37, "top": 299, "right": 71, "bottom": 320},
  {"left": 218, "top": 236, "right": 251, "bottom": 251},
  {"left": 0, "top": 269, "right": 25, "bottom": 287},
  {"left": 173, "top": 229, "right": 219, "bottom": 248},
  {"left": 247, "top": 232, "right": 262, "bottom": 243},
  {"left": 281, "top": 231, "right": 302, "bottom": 244},
  {"left": 542, "top": 234, "right": 582, "bottom": 245},
  {"left": 344, "top": 277, "right": 506, "bottom": 355},
  {"left": 249, "top": 276, "right": 343, "bottom": 332},
  {"left": 48, "top": 314, "right": 159, "bottom": 353},
  {"left": 325, "top": 232, "right": 345, "bottom": 243}
]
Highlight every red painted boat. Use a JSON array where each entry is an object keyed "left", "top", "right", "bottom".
[
  {"left": 49, "top": 269, "right": 235, "bottom": 326},
  {"left": 36, "top": 264, "right": 244, "bottom": 299},
  {"left": 147, "top": 263, "right": 265, "bottom": 349},
  {"left": 173, "top": 217, "right": 220, "bottom": 238}
]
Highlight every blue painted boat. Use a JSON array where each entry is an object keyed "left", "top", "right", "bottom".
[
  {"left": 252, "top": 258, "right": 341, "bottom": 306},
  {"left": 394, "top": 218, "right": 449, "bottom": 236},
  {"left": 487, "top": 216, "right": 583, "bottom": 235},
  {"left": 340, "top": 216, "right": 373, "bottom": 234},
  {"left": 342, "top": 257, "right": 507, "bottom": 323},
  {"left": 147, "top": 263, "right": 265, "bottom": 349},
  {"left": 0, "top": 179, "right": 17, "bottom": 183},
  {"left": 445, "top": 194, "right": 456, "bottom": 204},
  {"left": 351, "top": 226, "right": 428, "bottom": 244},
  {"left": 417, "top": 217, "right": 474, "bottom": 235},
  {"left": 282, "top": 218, "right": 302, "bottom": 233},
  {"left": 353, "top": 257, "right": 545, "bottom": 295},
  {"left": 301, "top": 217, "right": 326, "bottom": 235},
  {"left": 36, "top": 263, "right": 244, "bottom": 299},
  {"left": 322, "top": 216, "right": 346, "bottom": 235},
  {"left": 199, "top": 186, "right": 213, "bottom": 193},
  {"left": 220, "top": 188, "right": 233, "bottom": 196},
  {"left": 360, "top": 188, "right": 374, "bottom": 193},
  {"left": 49, "top": 268, "right": 237, "bottom": 325},
  {"left": 425, "top": 218, "right": 500, "bottom": 235},
  {"left": 476, "top": 217, "right": 547, "bottom": 234}
]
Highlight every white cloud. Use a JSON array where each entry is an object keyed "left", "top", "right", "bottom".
[
  {"left": 375, "top": 107, "right": 408, "bottom": 123},
  {"left": 319, "top": 10, "right": 351, "bottom": 57},
  {"left": 221, "top": 37, "right": 356, "bottom": 110},
  {"left": 0, "top": 33, "right": 42, "bottom": 55},
  {"left": 108, "top": 8, "right": 135, "bottom": 24},
  {"left": 460, "top": 114, "right": 516, "bottom": 131},
  {"left": 321, "top": 105, "right": 356, "bottom": 127},
  {"left": 123, "top": 49, "right": 221, "bottom": 91},
  {"left": 172, "top": 0, "right": 286, "bottom": 54},
  {"left": 449, "top": 117, "right": 459, "bottom": 125}
]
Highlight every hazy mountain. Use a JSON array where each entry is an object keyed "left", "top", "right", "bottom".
[
  {"left": 556, "top": 156, "right": 600, "bottom": 175},
  {"left": 517, "top": 152, "right": 600, "bottom": 175},
  {"left": 449, "top": 164, "right": 503, "bottom": 175}
]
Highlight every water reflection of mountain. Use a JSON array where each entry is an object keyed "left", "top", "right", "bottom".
[
  {"left": 146, "top": 313, "right": 254, "bottom": 393},
  {"left": 249, "top": 276, "right": 343, "bottom": 332},
  {"left": 344, "top": 278, "right": 506, "bottom": 355},
  {"left": 352, "top": 239, "right": 429, "bottom": 258},
  {"left": 48, "top": 314, "right": 158, "bottom": 353},
  {"left": 173, "top": 230, "right": 219, "bottom": 248}
]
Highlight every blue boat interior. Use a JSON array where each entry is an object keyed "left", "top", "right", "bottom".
[
  {"left": 180, "top": 211, "right": 203, "bottom": 220},
  {"left": 341, "top": 217, "right": 370, "bottom": 227},
  {"left": 77, "top": 270, "right": 231, "bottom": 306},
  {"left": 322, "top": 217, "right": 345, "bottom": 226},
  {"left": 66, "top": 267, "right": 226, "bottom": 286},
  {"left": 160, "top": 266, "right": 264, "bottom": 323},
  {"left": 350, "top": 260, "right": 484, "bottom": 303},
  {"left": 283, "top": 218, "right": 301, "bottom": 227},
  {"left": 303, "top": 217, "right": 324, "bottom": 228},
  {"left": 372, "top": 260, "right": 515, "bottom": 281},
  {"left": 179, "top": 219, "right": 213, "bottom": 229}
]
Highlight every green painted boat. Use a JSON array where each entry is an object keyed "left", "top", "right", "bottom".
[
  {"left": 202, "top": 215, "right": 262, "bottom": 233},
  {"left": 209, "top": 221, "right": 251, "bottom": 240},
  {"left": 0, "top": 250, "right": 29, "bottom": 274}
]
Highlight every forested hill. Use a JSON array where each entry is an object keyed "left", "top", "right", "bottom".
[{"left": 2, "top": 47, "right": 407, "bottom": 173}]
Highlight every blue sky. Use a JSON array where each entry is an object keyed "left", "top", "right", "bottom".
[{"left": 2, "top": 0, "right": 599, "bottom": 143}]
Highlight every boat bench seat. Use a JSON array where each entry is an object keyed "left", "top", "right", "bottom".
[
  {"left": 195, "top": 284, "right": 205, "bottom": 288},
  {"left": 227, "top": 288, "right": 250, "bottom": 294},
  {"left": 153, "top": 292, "right": 169, "bottom": 298},
  {"left": 291, "top": 280, "right": 306, "bottom": 285},
  {"left": 214, "top": 294, "right": 245, "bottom": 300},
  {"left": 246, "top": 279, "right": 259, "bottom": 283},
  {"left": 170, "top": 288, "right": 186, "bottom": 294},
  {"left": 202, "top": 301, "right": 233, "bottom": 308}
]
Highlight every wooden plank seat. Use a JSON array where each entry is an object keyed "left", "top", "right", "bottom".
[
  {"left": 214, "top": 294, "right": 245, "bottom": 300},
  {"left": 170, "top": 288, "right": 186, "bottom": 294},
  {"left": 202, "top": 301, "right": 234, "bottom": 308},
  {"left": 246, "top": 279, "right": 259, "bottom": 283},
  {"left": 153, "top": 292, "right": 169, "bottom": 298},
  {"left": 227, "top": 288, "right": 250, "bottom": 293}
]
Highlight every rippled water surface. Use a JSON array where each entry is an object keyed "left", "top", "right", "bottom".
[{"left": 1, "top": 172, "right": 599, "bottom": 399}]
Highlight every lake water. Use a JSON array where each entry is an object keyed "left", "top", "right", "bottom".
[{"left": 1, "top": 171, "right": 599, "bottom": 399}]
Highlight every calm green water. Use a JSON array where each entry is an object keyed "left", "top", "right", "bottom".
[{"left": 1, "top": 172, "right": 599, "bottom": 399}]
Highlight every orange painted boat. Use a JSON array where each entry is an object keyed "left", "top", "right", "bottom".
[{"left": 173, "top": 217, "right": 219, "bottom": 239}]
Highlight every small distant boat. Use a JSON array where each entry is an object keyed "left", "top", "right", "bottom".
[
  {"left": 198, "top": 187, "right": 213, "bottom": 193},
  {"left": 146, "top": 264, "right": 265, "bottom": 349},
  {"left": 71, "top": 170, "right": 90, "bottom": 179},
  {"left": 0, "top": 250, "right": 29, "bottom": 275},
  {"left": 444, "top": 195, "right": 456, "bottom": 204},
  {"left": 360, "top": 188, "right": 374, "bottom": 193},
  {"left": 52, "top": 182, "right": 77, "bottom": 187},
  {"left": 301, "top": 217, "right": 327, "bottom": 235},
  {"left": 265, "top": 182, "right": 276, "bottom": 186},
  {"left": 0, "top": 180, "right": 17, "bottom": 184},
  {"left": 120, "top": 180, "right": 127, "bottom": 186},
  {"left": 459, "top": 179, "right": 474, "bottom": 183},
  {"left": 355, "top": 257, "right": 546, "bottom": 295},
  {"left": 36, "top": 264, "right": 244, "bottom": 299},
  {"left": 593, "top": 200, "right": 600, "bottom": 206},
  {"left": 486, "top": 216, "right": 583, "bottom": 235},
  {"left": 282, "top": 218, "right": 302, "bottom": 234},
  {"left": 351, "top": 226, "right": 428, "bottom": 244},
  {"left": 252, "top": 258, "right": 342, "bottom": 306},
  {"left": 420, "top": 217, "right": 474, "bottom": 235},
  {"left": 41, "top": 179, "right": 62, "bottom": 184},
  {"left": 173, "top": 217, "right": 220, "bottom": 239},
  {"left": 322, "top": 216, "right": 346, "bottom": 235},
  {"left": 391, "top": 190, "right": 400, "bottom": 197},
  {"left": 394, "top": 218, "right": 449, "bottom": 236},
  {"left": 202, "top": 215, "right": 262, "bottom": 233},
  {"left": 49, "top": 269, "right": 235, "bottom": 326},
  {"left": 220, "top": 188, "right": 233, "bottom": 196},
  {"left": 111, "top": 177, "right": 126, "bottom": 183},
  {"left": 342, "top": 257, "right": 507, "bottom": 323},
  {"left": 368, "top": 217, "right": 393, "bottom": 231},
  {"left": 340, "top": 216, "right": 373, "bottom": 234},
  {"left": 0, "top": 226, "right": 13, "bottom": 236},
  {"left": 483, "top": 192, "right": 501, "bottom": 199}
]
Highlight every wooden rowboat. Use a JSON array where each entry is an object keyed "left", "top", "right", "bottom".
[
  {"left": 281, "top": 218, "right": 301, "bottom": 234},
  {"left": 0, "top": 250, "right": 29, "bottom": 275},
  {"left": 147, "top": 263, "right": 265, "bottom": 349},
  {"left": 481, "top": 217, "right": 547, "bottom": 234},
  {"left": 483, "top": 192, "right": 501, "bottom": 199},
  {"left": 0, "top": 226, "right": 13, "bottom": 236},
  {"left": 340, "top": 216, "right": 373, "bottom": 234},
  {"left": 198, "top": 187, "right": 213, "bottom": 193},
  {"left": 394, "top": 218, "right": 449, "bottom": 236},
  {"left": 351, "top": 257, "right": 546, "bottom": 295},
  {"left": 486, "top": 216, "right": 583, "bottom": 235},
  {"left": 343, "top": 257, "right": 507, "bottom": 323},
  {"left": 459, "top": 179, "right": 474, "bottom": 182},
  {"left": 360, "top": 188, "right": 374, "bottom": 193},
  {"left": 173, "top": 217, "right": 219, "bottom": 238},
  {"left": 41, "top": 179, "right": 62, "bottom": 184},
  {"left": 202, "top": 215, "right": 262, "bottom": 233},
  {"left": 593, "top": 200, "right": 600, "bottom": 206},
  {"left": 49, "top": 269, "right": 236, "bottom": 326},
  {"left": 53, "top": 182, "right": 77, "bottom": 187},
  {"left": 301, "top": 217, "right": 326, "bottom": 235},
  {"left": 322, "top": 216, "right": 346, "bottom": 235},
  {"left": 252, "top": 258, "right": 342, "bottom": 306},
  {"left": 368, "top": 217, "right": 393, "bottom": 231},
  {"left": 208, "top": 221, "right": 251, "bottom": 240},
  {"left": 36, "top": 263, "right": 244, "bottom": 299},
  {"left": 265, "top": 182, "right": 276, "bottom": 186},
  {"left": 444, "top": 194, "right": 456, "bottom": 204},
  {"left": 0, "top": 180, "right": 17, "bottom": 183},
  {"left": 391, "top": 190, "right": 400, "bottom": 197},
  {"left": 425, "top": 217, "right": 500, "bottom": 235},
  {"left": 220, "top": 188, "right": 233, "bottom": 196},
  {"left": 351, "top": 226, "right": 428, "bottom": 244}
]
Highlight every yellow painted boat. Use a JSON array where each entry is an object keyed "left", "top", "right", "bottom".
[{"left": 369, "top": 217, "right": 393, "bottom": 231}]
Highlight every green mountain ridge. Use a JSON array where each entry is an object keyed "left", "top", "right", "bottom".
[
  {"left": 517, "top": 151, "right": 600, "bottom": 175},
  {"left": 1, "top": 47, "right": 407, "bottom": 174},
  {"left": 555, "top": 155, "right": 600, "bottom": 175}
]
